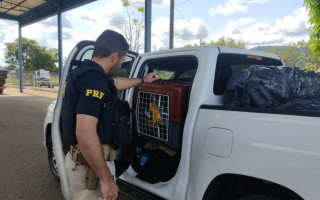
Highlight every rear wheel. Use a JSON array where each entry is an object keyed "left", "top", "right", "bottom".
[{"left": 47, "top": 136, "right": 60, "bottom": 180}]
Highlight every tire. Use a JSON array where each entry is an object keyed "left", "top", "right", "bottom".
[
  {"left": 237, "top": 194, "right": 281, "bottom": 200},
  {"left": 47, "top": 136, "right": 60, "bottom": 181}
]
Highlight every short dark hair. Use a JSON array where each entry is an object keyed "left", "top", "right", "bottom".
[{"left": 93, "top": 29, "right": 129, "bottom": 58}]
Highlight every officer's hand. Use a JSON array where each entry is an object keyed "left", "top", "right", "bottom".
[
  {"left": 143, "top": 72, "right": 160, "bottom": 83},
  {"left": 100, "top": 178, "right": 118, "bottom": 200}
]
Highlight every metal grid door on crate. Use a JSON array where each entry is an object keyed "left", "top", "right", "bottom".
[{"left": 136, "top": 91, "right": 170, "bottom": 142}]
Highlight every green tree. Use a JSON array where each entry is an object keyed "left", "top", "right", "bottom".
[
  {"left": 304, "top": 0, "right": 320, "bottom": 59},
  {"left": 4, "top": 42, "right": 19, "bottom": 72},
  {"left": 185, "top": 37, "right": 246, "bottom": 49},
  {"left": 267, "top": 47, "right": 302, "bottom": 67},
  {"left": 296, "top": 40, "right": 320, "bottom": 71},
  {"left": 37, "top": 48, "right": 58, "bottom": 72},
  {"left": 269, "top": 46, "right": 301, "bottom": 67},
  {"left": 4, "top": 37, "right": 58, "bottom": 73},
  {"left": 266, "top": 40, "right": 320, "bottom": 71},
  {"left": 120, "top": 0, "right": 145, "bottom": 52},
  {"left": 208, "top": 37, "right": 246, "bottom": 49}
]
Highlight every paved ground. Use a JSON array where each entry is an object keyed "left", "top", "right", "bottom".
[
  {"left": 0, "top": 87, "right": 136, "bottom": 200},
  {"left": 0, "top": 87, "right": 64, "bottom": 199},
  {"left": 4, "top": 85, "right": 59, "bottom": 99}
]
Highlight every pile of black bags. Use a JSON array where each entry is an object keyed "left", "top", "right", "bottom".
[{"left": 224, "top": 65, "right": 320, "bottom": 111}]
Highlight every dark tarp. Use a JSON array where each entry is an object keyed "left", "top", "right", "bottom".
[{"left": 224, "top": 65, "right": 320, "bottom": 111}]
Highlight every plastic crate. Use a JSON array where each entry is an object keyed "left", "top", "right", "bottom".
[{"left": 133, "top": 80, "right": 190, "bottom": 149}]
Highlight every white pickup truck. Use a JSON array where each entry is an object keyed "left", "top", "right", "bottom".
[
  {"left": 44, "top": 41, "right": 320, "bottom": 200},
  {"left": 35, "top": 69, "right": 54, "bottom": 88}
]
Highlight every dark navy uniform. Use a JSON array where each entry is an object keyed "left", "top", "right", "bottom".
[{"left": 61, "top": 59, "right": 117, "bottom": 146}]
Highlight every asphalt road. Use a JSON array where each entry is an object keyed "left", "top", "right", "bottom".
[{"left": 0, "top": 88, "right": 64, "bottom": 199}]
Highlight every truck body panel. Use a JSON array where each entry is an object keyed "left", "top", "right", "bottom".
[{"left": 189, "top": 106, "right": 320, "bottom": 199}]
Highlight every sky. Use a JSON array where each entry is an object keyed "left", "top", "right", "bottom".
[{"left": 0, "top": 0, "right": 309, "bottom": 67}]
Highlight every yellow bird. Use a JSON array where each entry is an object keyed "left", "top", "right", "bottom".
[{"left": 149, "top": 101, "right": 164, "bottom": 126}]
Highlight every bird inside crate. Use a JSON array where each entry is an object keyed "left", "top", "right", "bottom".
[{"left": 136, "top": 91, "right": 169, "bottom": 142}]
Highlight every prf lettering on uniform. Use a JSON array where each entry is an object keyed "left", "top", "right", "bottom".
[{"left": 85, "top": 89, "right": 104, "bottom": 99}]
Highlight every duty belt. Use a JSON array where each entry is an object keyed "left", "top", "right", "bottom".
[
  {"left": 69, "top": 144, "right": 117, "bottom": 190},
  {"left": 70, "top": 144, "right": 117, "bottom": 166}
]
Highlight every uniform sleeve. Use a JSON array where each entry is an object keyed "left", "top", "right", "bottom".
[{"left": 76, "top": 71, "right": 108, "bottom": 118}]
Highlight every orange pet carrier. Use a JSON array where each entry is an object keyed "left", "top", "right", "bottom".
[{"left": 133, "top": 80, "right": 190, "bottom": 149}]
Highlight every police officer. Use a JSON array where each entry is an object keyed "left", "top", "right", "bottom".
[{"left": 62, "top": 29, "right": 159, "bottom": 200}]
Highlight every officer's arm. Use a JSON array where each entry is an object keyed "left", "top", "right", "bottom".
[
  {"left": 113, "top": 72, "right": 159, "bottom": 90},
  {"left": 76, "top": 114, "right": 115, "bottom": 184}
]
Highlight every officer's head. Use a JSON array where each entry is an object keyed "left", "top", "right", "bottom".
[
  {"left": 93, "top": 29, "right": 129, "bottom": 59},
  {"left": 93, "top": 30, "right": 129, "bottom": 74}
]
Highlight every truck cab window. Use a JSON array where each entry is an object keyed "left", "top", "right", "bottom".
[{"left": 145, "top": 56, "right": 198, "bottom": 81}]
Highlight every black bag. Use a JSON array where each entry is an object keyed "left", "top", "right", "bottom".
[
  {"left": 113, "top": 101, "right": 131, "bottom": 177},
  {"left": 113, "top": 101, "right": 130, "bottom": 149}
]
